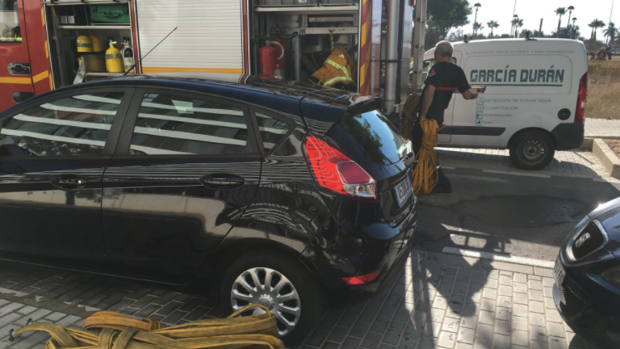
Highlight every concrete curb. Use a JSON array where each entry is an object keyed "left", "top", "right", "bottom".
[{"left": 593, "top": 138, "right": 620, "bottom": 179}]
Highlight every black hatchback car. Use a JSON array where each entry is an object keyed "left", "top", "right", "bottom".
[
  {"left": 0, "top": 76, "right": 417, "bottom": 343},
  {"left": 554, "top": 197, "right": 620, "bottom": 347}
]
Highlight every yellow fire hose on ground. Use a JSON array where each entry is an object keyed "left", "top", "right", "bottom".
[
  {"left": 10, "top": 304, "right": 284, "bottom": 349},
  {"left": 412, "top": 119, "right": 441, "bottom": 195},
  {"left": 402, "top": 94, "right": 443, "bottom": 195}
]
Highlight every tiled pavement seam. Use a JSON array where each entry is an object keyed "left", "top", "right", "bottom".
[{"left": 0, "top": 251, "right": 600, "bottom": 349}]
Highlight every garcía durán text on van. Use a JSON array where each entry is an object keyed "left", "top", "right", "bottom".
[{"left": 470, "top": 67, "right": 565, "bottom": 84}]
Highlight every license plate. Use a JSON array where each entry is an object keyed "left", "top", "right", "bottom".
[
  {"left": 554, "top": 258, "right": 566, "bottom": 287},
  {"left": 394, "top": 177, "right": 413, "bottom": 207}
]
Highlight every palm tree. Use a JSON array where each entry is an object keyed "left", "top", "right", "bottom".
[
  {"left": 473, "top": 22, "right": 484, "bottom": 37},
  {"left": 589, "top": 20, "right": 596, "bottom": 41},
  {"left": 487, "top": 20, "right": 499, "bottom": 37},
  {"left": 514, "top": 19, "right": 524, "bottom": 37},
  {"left": 555, "top": 7, "right": 566, "bottom": 37},
  {"left": 592, "top": 19, "right": 606, "bottom": 43},
  {"left": 604, "top": 22, "right": 617, "bottom": 45},
  {"left": 511, "top": 18, "right": 523, "bottom": 38}
]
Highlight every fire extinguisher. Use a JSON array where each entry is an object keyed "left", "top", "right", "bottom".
[
  {"left": 271, "top": 26, "right": 286, "bottom": 77},
  {"left": 121, "top": 37, "right": 134, "bottom": 72},
  {"left": 259, "top": 41, "right": 276, "bottom": 77}
]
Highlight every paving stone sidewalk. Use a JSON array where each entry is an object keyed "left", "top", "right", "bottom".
[
  {"left": 436, "top": 148, "right": 609, "bottom": 179},
  {"left": 430, "top": 118, "right": 620, "bottom": 179},
  {"left": 0, "top": 251, "right": 601, "bottom": 349},
  {"left": 585, "top": 118, "right": 620, "bottom": 139}
]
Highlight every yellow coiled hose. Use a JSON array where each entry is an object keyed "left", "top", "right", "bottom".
[
  {"left": 11, "top": 304, "right": 284, "bottom": 349},
  {"left": 412, "top": 119, "right": 439, "bottom": 195}
]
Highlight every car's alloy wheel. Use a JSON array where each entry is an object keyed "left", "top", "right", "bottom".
[
  {"left": 220, "top": 251, "right": 325, "bottom": 345},
  {"left": 230, "top": 267, "right": 301, "bottom": 337}
]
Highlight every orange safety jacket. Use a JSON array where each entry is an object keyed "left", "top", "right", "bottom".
[{"left": 311, "top": 46, "right": 356, "bottom": 88}]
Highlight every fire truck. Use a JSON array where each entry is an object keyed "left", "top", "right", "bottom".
[{"left": 0, "top": 0, "right": 418, "bottom": 113}]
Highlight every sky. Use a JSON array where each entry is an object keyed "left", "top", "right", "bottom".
[{"left": 462, "top": 0, "right": 617, "bottom": 38}]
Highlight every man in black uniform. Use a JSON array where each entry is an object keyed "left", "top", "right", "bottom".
[{"left": 412, "top": 40, "right": 484, "bottom": 193}]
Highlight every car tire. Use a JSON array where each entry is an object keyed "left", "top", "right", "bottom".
[
  {"left": 509, "top": 130, "right": 556, "bottom": 170},
  {"left": 220, "top": 251, "right": 325, "bottom": 346}
]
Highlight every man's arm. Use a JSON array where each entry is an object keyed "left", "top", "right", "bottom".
[
  {"left": 461, "top": 86, "right": 487, "bottom": 100},
  {"left": 461, "top": 89, "right": 478, "bottom": 100},
  {"left": 419, "top": 85, "right": 436, "bottom": 122}
]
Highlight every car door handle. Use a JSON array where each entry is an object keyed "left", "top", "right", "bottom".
[
  {"left": 51, "top": 175, "right": 88, "bottom": 189},
  {"left": 8, "top": 63, "right": 31, "bottom": 76},
  {"left": 200, "top": 174, "right": 244, "bottom": 189}
]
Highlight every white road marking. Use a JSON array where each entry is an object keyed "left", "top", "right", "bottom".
[
  {"left": 442, "top": 246, "right": 555, "bottom": 269},
  {"left": 482, "top": 170, "right": 551, "bottom": 178},
  {"left": 593, "top": 177, "right": 620, "bottom": 183}
]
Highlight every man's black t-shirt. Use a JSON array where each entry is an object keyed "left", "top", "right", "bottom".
[{"left": 423, "top": 61, "right": 471, "bottom": 113}]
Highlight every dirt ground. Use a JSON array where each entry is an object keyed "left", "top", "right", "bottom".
[
  {"left": 605, "top": 139, "right": 620, "bottom": 158},
  {"left": 587, "top": 60, "right": 620, "bottom": 120}
]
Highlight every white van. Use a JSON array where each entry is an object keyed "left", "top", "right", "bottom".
[{"left": 420, "top": 38, "right": 588, "bottom": 170}]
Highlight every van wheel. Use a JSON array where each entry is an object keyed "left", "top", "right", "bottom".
[
  {"left": 509, "top": 130, "right": 555, "bottom": 170},
  {"left": 220, "top": 251, "right": 325, "bottom": 346}
]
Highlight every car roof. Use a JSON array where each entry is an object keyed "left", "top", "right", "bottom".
[{"left": 55, "top": 75, "right": 376, "bottom": 121}]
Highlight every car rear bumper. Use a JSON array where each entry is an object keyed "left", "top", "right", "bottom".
[
  {"left": 304, "top": 195, "right": 417, "bottom": 295},
  {"left": 551, "top": 123, "right": 584, "bottom": 150},
  {"left": 352, "top": 235, "right": 413, "bottom": 294}
]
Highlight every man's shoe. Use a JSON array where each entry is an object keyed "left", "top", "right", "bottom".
[{"left": 431, "top": 185, "right": 452, "bottom": 194}]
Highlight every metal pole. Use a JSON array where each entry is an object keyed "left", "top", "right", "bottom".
[
  {"left": 611, "top": 0, "right": 615, "bottom": 24},
  {"left": 383, "top": 0, "right": 401, "bottom": 114},
  {"left": 539, "top": 18, "right": 543, "bottom": 38},
  {"left": 513, "top": 0, "right": 517, "bottom": 16},
  {"left": 412, "top": 0, "right": 427, "bottom": 92},
  {"left": 294, "top": 15, "right": 303, "bottom": 81},
  {"left": 473, "top": 8, "right": 478, "bottom": 37}
]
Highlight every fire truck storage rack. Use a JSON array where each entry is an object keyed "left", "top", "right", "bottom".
[
  {"left": 252, "top": 1, "right": 359, "bottom": 88},
  {"left": 43, "top": 0, "right": 136, "bottom": 88}
]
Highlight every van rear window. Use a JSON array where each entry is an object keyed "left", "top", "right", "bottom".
[{"left": 332, "top": 110, "right": 408, "bottom": 165}]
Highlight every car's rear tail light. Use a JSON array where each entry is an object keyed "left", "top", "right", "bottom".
[
  {"left": 304, "top": 135, "right": 376, "bottom": 199},
  {"left": 342, "top": 269, "right": 383, "bottom": 285},
  {"left": 574, "top": 72, "right": 587, "bottom": 124}
]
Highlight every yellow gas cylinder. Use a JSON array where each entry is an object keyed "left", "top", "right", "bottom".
[
  {"left": 76, "top": 35, "right": 93, "bottom": 53},
  {"left": 89, "top": 35, "right": 103, "bottom": 52},
  {"left": 105, "top": 41, "right": 124, "bottom": 73}
]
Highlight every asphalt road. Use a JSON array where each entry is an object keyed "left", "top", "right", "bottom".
[{"left": 414, "top": 167, "right": 620, "bottom": 261}]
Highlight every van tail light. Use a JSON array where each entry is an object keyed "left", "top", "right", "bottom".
[
  {"left": 342, "top": 269, "right": 383, "bottom": 285},
  {"left": 575, "top": 72, "right": 587, "bottom": 124},
  {"left": 304, "top": 135, "right": 376, "bottom": 199}
]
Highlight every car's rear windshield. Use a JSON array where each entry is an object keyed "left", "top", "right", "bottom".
[{"left": 328, "top": 109, "right": 408, "bottom": 165}]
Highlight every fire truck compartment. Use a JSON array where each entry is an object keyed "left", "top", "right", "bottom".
[
  {"left": 251, "top": 1, "right": 360, "bottom": 89},
  {"left": 43, "top": 1, "right": 136, "bottom": 88}
]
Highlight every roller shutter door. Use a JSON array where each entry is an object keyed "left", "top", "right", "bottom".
[{"left": 135, "top": 0, "right": 244, "bottom": 75}]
